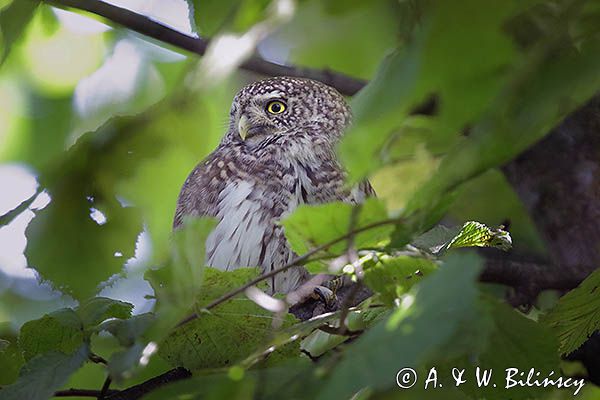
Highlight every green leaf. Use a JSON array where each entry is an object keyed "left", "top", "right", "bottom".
[
  {"left": 143, "top": 360, "right": 329, "bottom": 400},
  {"left": 238, "top": 306, "right": 387, "bottom": 369},
  {"left": 413, "top": 221, "right": 512, "bottom": 255},
  {"left": 142, "top": 371, "right": 258, "bottom": 400},
  {"left": 404, "top": 35, "right": 600, "bottom": 219},
  {"left": 272, "top": 1, "right": 400, "bottom": 78},
  {"left": 0, "top": 0, "right": 40, "bottom": 64},
  {"left": 340, "top": 0, "right": 520, "bottom": 180},
  {"left": 158, "top": 268, "right": 298, "bottom": 371},
  {"left": 144, "top": 217, "right": 217, "bottom": 339},
  {"left": 107, "top": 342, "right": 146, "bottom": 381},
  {"left": 0, "top": 331, "right": 23, "bottom": 385},
  {"left": 99, "top": 313, "right": 155, "bottom": 347},
  {"left": 25, "top": 195, "right": 142, "bottom": 300},
  {"left": 362, "top": 254, "right": 437, "bottom": 306},
  {"left": 191, "top": 0, "right": 270, "bottom": 36},
  {"left": 318, "top": 252, "right": 483, "bottom": 399},
  {"left": 542, "top": 268, "right": 600, "bottom": 355},
  {"left": 281, "top": 198, "right": 392, "bottom": 271},
  {"left": 299, "top": 310, "right": 374, "bottom": 358},
  {"left": 300, "top": 330, "right": 347, "bottom": 359},
  {"left": 472, "top": 299, "right": 560, "bottom": 400},
  {"left": 447, "top": 169, "right": 547, "bottom": 255},
  {"left": 448, "top": 221, "right": 512, "bottom": 251},
  {"left": 0, "top": 345, "right": 89, "bottom": 400},
  {"left": 97, "top": 313, "right": 156, "bottom": 381},
  {"left": 18, "top": 308, "right": 84, "bottom": 362},
  {"left": 411, "top": 224, "right": 460, "bottom": 254},
  {"left": 76, "top": 297, "right": 133, "bottom": 329}
]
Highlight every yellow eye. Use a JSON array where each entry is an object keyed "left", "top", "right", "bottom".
[{"left": 266, "top": 100, "right": 286, "bottom": 114}]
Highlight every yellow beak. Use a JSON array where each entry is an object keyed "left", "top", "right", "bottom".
[{"left": 238, "top": 115, "right": 249, "bottom": 140}]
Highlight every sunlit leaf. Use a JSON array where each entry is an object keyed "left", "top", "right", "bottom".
[
  {"left": 448, "top": 221, "right": 511, "bottom": 251},
  {"left": 412, "top": 221, "right": 512, "bottom": 255},
  {"left": 281, "top": 198, "right": 392, "bottom": 271}
]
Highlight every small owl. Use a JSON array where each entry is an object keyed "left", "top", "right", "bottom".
[{"left": 173, "top": 77, "right": 374, "bottom": 294}]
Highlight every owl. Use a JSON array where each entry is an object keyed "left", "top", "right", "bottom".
[{"left": 173, "top": 77, "right": 374, "bottom": 294}]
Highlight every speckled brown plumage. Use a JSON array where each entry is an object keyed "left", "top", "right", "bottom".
[{"left": 173, "top": 76, "right": 374, "bottom": 293}]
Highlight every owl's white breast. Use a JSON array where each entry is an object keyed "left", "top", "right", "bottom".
[
  {"left": 203, "top": 173, "right": 309, "bottom": 293},
  {"left": 205, "top": 180, "right": 267, "bottom": 270}
]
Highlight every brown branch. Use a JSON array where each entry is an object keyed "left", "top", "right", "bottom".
[
  {"left": 318, "top": 323, "right": 363, "bottom": 336},
  {"left": 88, "top": 352, "right": 107, "bottom": 365},
  {"left": 54, "top": 388, "right": 119, "bottom": 398},
  {"left": 98, "top": 376, "right": 112, "bottom": 400},
  {"left": 44, "top": 0, "right": 367, "bottom": 96},
  {"left": 104, "top": 367, "right": 191, "bottom": 400},
  {"left": 480, "top": 252, "right": 593, "bottom": 308}
]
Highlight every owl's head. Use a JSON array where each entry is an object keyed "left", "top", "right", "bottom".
[{"left": 225, "top": 77, "right": 351, "bottom": 146}]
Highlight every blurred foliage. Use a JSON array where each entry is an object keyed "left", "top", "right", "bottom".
[{"left": 0, "top": 0, "right": 600, "bottom": 399}]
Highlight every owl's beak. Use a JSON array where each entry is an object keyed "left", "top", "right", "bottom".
[{"left": 238, "top": 115, "right": 250, "bottom": 140}]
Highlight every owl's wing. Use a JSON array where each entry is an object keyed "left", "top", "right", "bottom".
[
  {"left": 343, "top": 179, "right": 377, "bottom": 204},
  {"left": 359, "top": 180, "right": 377, "bottom": 198},
  {"left": 173, "top": 153, "right": 225, "bottom": 229}
]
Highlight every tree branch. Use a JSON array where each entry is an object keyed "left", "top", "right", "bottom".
[
  {"left": 98, "top": 376, "right": 112, "bottom": 400},
  {"left": 54, "top": 388, "right": 119, "bottom": 398},
  {"left": 44, "top": 0, "right": 367, "bottom": 96},
  {"left": 104, "top": 367, "right": 191, "bottom": 400},
  {"left": 479, "top": 253, "right": 591, "bottom": 307}
]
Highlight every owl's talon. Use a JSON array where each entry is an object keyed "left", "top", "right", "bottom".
[
  {"left": 323, "top": 276, "right": 345, "bottom": 292},
  {"left": 312, "top": 286, "right": 337, "bottom": 309}
]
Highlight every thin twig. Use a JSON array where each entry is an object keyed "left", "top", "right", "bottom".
[
  {"left": 104, "top": 367, "right": 191, "bottom": 400},
  {"left": 53, "top": 389, "right": 119, "bottom": 398},
  {"left": 318, "top": 324, "right": 363, "bottom": 336},
  {"left": 0, "top": 187, "right": 41, "bottom": 227},
  {"left": 44, "top": 0, "right": 367, "bottom": 96},
  {"left": 89, "top": 352, "right": 108, "bottom": 365},
  {"left": 98, "top": 376, "right": 112, "bottom": 400},
  {"left": 176, "top": 217, "right": 401, "bottom": 327},
  {"left": 336, "top": 206, "right": 361, "bottom": 334}
]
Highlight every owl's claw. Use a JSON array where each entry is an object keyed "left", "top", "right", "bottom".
[
  {"left": 311, "top": 276, "right": 346, "bottom": 310},
  {"left": 312, "top": 285, "right": 336, "bottom": 308}
]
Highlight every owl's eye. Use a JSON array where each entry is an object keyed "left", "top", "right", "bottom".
[{"left": 266, "top": 100, "right": 286, "bottom": 114}]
